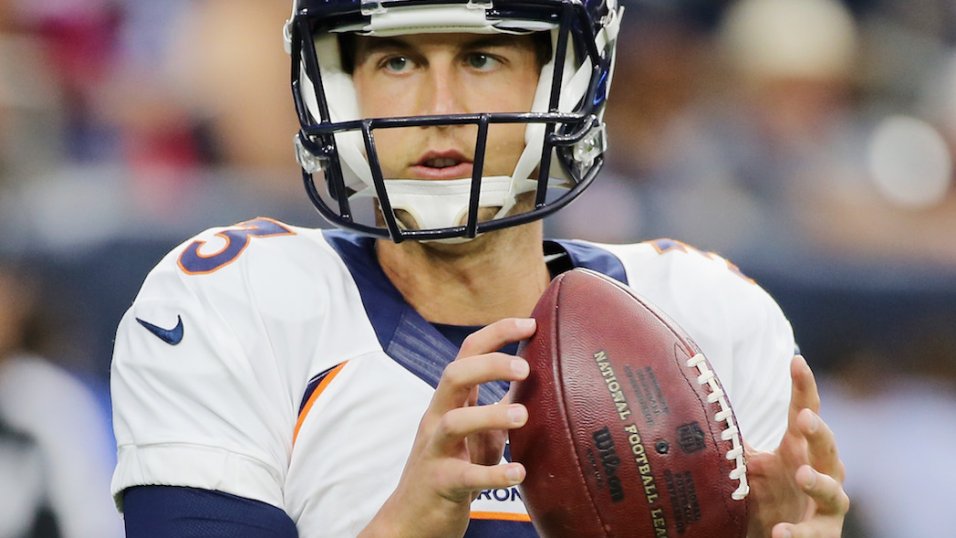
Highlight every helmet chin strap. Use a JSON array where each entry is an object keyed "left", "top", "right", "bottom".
[{"left": 352, "top": 176, "right": 539, "bottom": 242}]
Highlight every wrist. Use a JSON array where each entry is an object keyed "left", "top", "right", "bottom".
[{"left": 360, "top": 488, "right": 470, "bottom": 538}]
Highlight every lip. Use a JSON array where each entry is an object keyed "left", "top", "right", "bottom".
[{"left": 410, "top": 150, "right": 475, "bottom": 180}]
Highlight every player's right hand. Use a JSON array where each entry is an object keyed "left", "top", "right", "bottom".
[{"left": 359, "top": 317, "right": 535, "bottom": 538}]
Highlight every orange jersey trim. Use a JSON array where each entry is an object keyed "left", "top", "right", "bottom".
[
  {"left": 293, "top": 361, "right": 348, "bottom": 446},
  {"left": 470, "top": 511, "right": 532, "bottom": 523}
]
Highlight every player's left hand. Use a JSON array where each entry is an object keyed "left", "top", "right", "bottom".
[{"left": 745, "top": 355, "right": 850, "bottom": 538}]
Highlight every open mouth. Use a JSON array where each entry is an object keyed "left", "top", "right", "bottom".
[
  {"left": 425, "top": 157, "right": 461, "bottom": 168},
  {"left": 411, "top": 150, "right": 474, "bottom": 180}
]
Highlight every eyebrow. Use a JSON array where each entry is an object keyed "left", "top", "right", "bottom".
[
  {"left": 353, "top": 37, "right": 412, "bottom": 61},
  {"left": 354, "top": 34, "right": 531, "bottom": 63}
]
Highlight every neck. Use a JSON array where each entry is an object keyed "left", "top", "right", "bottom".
[{"left": 376, "top": 222, "right": 550, "bottom": 326}]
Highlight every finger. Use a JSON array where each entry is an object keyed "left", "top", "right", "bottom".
[
  {"left": 431, "top": 353, "right": 530, "bottom": 415},
  {"left": 431, "top": 460, "right": 525, "bottom": 504},
  {"left": 772, "top": 510, "right": 846, "bottom": 538},
  {"left": 457, "top": 319, "right": 535, "bottom": 411},
  {"left": 438, "top": 349, "right": 530, "bottom": 412},
  {"left": 771, "top": 511, "right": 845, "bottom": 538},
  {"left": 787, "top": 355, "right": 821, "bottom": 436},
  {"left": 797, "top": 409, "right": 846, "bottom": 482},
  {"left": 451, "top": 461, "right": 526, "bottom": 494},
  {"left": 457, "top": 318, "right": 536, "bottom": 360},
  {"left": 796, "top": 464, "right": 850, "bottom": 517},
  {"left": 771, "top": 522, "right": 796, "bottom": 538},
  {"left": 469, "top": 427, "right": 509, "bottom": 467},
  {"left": 432, "top": 403, "right": 528, "bottom": 455}
]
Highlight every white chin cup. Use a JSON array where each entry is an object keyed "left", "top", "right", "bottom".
[{"left": 353, "top": 176, "right": 538, "bottom": 235}]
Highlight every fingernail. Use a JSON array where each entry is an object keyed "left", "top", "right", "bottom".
[
  {"left": 506, "top": 465, "right": 523, "bottom": 484},
  {"left": 517, "top": 318, "right": 536, "bottom": 331},
  {"left": 782, "top": 530, "right": 792, "bottom": 538},
  {"left": 512, "top": 358, "right": 530, "bottom": 377},
  {"left": 508, "top": 404, "right": 527, "bottom": 425}
]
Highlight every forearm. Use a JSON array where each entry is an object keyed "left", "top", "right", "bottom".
[{"left": 358, "top": 486, "right": 470, "bottom": 538}]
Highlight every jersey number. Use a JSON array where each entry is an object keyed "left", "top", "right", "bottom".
[
  {"left": 648, "top": 238, "right": 754, "bottom": 283},
  {"left": 178, "top": 217, "right": 294, "bottom": 275}
]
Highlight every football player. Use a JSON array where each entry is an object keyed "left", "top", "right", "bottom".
[{"left": 111, "top": 0, "right": 849, "bottom": 537}]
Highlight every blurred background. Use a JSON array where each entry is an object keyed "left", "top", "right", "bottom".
[{"left": 1, "top": 0, "right": 954, "bottom": 536}]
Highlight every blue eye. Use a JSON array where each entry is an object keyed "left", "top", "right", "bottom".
[
  {"left": 467, "top": 53, "right": 499, "bottom": 70},
  {"left": 384, "top": 56, "right": 410, "bottom": 73}
]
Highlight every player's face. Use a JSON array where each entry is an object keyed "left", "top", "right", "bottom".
[{"left": 351, "top": 33, "right": 541, "bottom": 183}]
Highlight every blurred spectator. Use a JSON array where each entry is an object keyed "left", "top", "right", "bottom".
[
  {"left": 548, "top": 2, "right": 720, "bottom": 242},
  {"left": 795, "top": 42, "right": 956, "bottom": 267},
  {"left": 153, "top": 0, "right": 301, "bottom": 194},
  {"left": 0, "top": 0, "right": 314, "bottom": 257},
  {"left": 0, "top": 1, "right": 65, "bottom": 187},
  {"left": 552, "top": 0, "right": 870, "bottom": 256},
  {"left": 820, "top": 312, "right": 956, "bottom": 538},
  {"left": 0, "top": 261, "right": 122, "bottom": 538},
  {"left": 7, "top": 0, "right": 123, "bottom": 163},
  {"left": 632, "top": 0, "right": 868, "bottom": 259}
]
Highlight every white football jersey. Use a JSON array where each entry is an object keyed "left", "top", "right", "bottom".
[{"left": 111, "top": 218, "right": 794, "bottom": 537}]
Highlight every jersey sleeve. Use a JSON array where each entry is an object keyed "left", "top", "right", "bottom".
[
  {"left": 110, "top": 234, "right": 302, "bottom": 511},
  {"left": 605, "top": 241, "right": 795, "bottom": 452},
  {"left": 122, "top": 486, "right": 298, "bottom": 538},
  {"left": 711, "top": 272, "right": 795, "bottom": 450}
]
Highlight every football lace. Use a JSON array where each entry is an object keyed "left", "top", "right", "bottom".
[{"left": 686, "top": 353, "right": 750, "bottom": 501}]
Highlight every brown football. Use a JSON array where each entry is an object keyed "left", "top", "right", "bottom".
[{"left": 510, "top": 268, "right": 749, "bottom": 538}]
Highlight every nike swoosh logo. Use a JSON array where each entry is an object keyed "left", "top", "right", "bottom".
[{"left": 136, "top": 315, "right": 184, "bottom": 346}]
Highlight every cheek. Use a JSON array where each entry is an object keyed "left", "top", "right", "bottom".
[
  {"left": 369, "top": 127, "right": 413, "bottom": 176},
  {"left": 352, "top": 71, "right": 373, "bottom": 114},
  {"left": 465, "top": 70, "right": 539, "bottom": 114},
  {"left": 469, "top": 69, "right": 539, "bottom": 174},
  {"left": 353, "top": 69, "right": 412, "bottom": 118},
  {"left": 484, "top": 123, "right": 528, "bottom": 173}
]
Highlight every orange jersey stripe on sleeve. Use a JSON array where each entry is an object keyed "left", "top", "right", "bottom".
[
  {"left": 470, "top": 511, "right": 532, "bottom": 523},
  {"left": 293, "top": 361, "right": 348, "bottom": 445}
]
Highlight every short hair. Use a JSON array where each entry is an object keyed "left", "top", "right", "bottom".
[{"left": 337, "top": 31, "right": 553, "bottom": 74}]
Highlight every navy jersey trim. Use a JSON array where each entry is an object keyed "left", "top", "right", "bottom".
[
  {"left": 323, "top": 231, "right": 626, "bottom": 402},
  {"left": 321, "top": 230, "right": 403, "bottom": 348},
  {"left": 122, "top": 486, "right": 297, "bottom": 538},
  {"left": 323, "top": 231, "right": 485, "bottom": 399},
  {"left": 298, "top": 364, "right": 340, "bottom": 415},
  {"left": 550, "top": 239, "right": 629, "bottom": 285}
]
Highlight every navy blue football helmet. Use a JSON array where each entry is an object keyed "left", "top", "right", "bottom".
[{"left": 285, "top": 0, "right": 622, "bottom": 242}]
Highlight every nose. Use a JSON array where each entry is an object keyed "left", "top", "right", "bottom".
[{"left": 421, "top": 63, "right": 467, "bottom": 117}]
